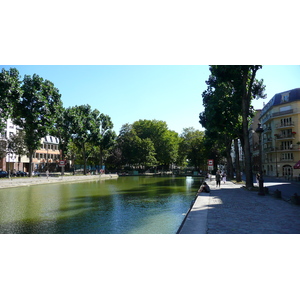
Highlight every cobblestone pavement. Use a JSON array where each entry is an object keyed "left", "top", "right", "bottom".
[{"left": 206, "top": 181, "right": 300, "bottom": 234}]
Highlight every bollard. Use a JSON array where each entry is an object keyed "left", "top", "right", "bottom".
[{"left": 274, "top": 189, "right": 281, "bottom": 199}]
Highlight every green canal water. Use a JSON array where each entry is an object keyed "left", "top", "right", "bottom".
[{"left": 0, "top": 176, "right": 201, "bottom": 234}]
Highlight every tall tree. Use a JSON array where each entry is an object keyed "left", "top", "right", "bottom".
[
  {"left": 98, "top": 113, "right": 115, "bottom": 169},
  {"left": 0, "top": 68, "right": 22, "bottom": 132},
  {"left": 12, "top": 74, "right": 63, "bottom": 176},
  {"left": 200, "top": 66, "right": 266, "bottom": 187},
  {"left": 68, "top": 105, "right": 102, "bottom": 175},
  {"left": 132, "top": 119, "right": 180, "bottom": 168},
  {"left": 179, "top": 127, "right": 206, "bottom": 170}
]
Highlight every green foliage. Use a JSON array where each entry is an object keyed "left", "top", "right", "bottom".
[
  {"left": 0, "top": 68, "right": 22, "bottom": 132},
  {"left": 7, "top": 130, "right": 27, "bottom": 161},
  {"left": 179, "top": 127, "right": 206, "bottom": 169},
  {"left": 132, "top": 119, "right": 180, "bottom": 166},
  {"left": 11, "top": 73, "right": 63, "bottom": 176},
  {"left": 200, "top": 65, "right": 266, "bottom": 186},
  {"left": 67, "top": 104, "right": 102, "bottom": 174}
]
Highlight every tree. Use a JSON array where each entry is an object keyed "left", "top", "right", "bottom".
[
  {"left": 200, "top": 67, "right": 242, "bottom": 178},
  {"left": 11, "top": 74, "right": 63, "bottom": 176},
  {"left": 136, "top": 138, "right": 157, "bottom": 169},
  {"left": 50, "top": 106, "right": 73, "bottom": 162},
  {"left": 68, "top": 105, "right": 102, "bottom": 175},
  {"left": 200, "top": 66, "right": 266, "bottom": 187},
  {"left": 132, "top": 119, "right": 180, "bottom": 168},
  {"left": 0, "top": 68, "right": 22, "bottom": 132},
  {"left": 179, "top": 127, "right": 206, "bottom": 170},
  {"left": 211, "top": 66, "right": 266, "bottom": 187},
  {"left": 7, "top": 130, "right": 27, "bottom": 171},
  {"left": 97, "top": 113, "right": 115, "bottom": 169},
  {"left": 117, "top": 123, "right": 142, "bottom": 168}
]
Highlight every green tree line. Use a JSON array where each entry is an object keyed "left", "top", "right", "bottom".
[{"left": 0, "top": 67, "right": 208, "bottom": 176}]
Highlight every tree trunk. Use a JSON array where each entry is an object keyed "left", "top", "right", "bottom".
[
  {"left": 82, "top": 145, "right": 87, "bottom": 175},
  {"left": 28, "top": 149, "right": 33, "bottom": 177},
  {"left": 234, "top": 139, "right": 242, "bottom": 182},
  {"left": 241, "top": 69, "right": 253, "bottom": 188},
  {"left": 226, "top": 143, "right": 234, "bottom": 179}
]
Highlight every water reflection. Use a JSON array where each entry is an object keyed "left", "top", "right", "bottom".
[{"left": 0, "top": 176, "right": 200, "bottom": 234}]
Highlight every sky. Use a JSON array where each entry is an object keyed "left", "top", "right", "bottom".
[{"left": 1, "top": 65, "right": 300, "bottom": 135}]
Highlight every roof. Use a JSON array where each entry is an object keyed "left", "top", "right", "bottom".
[{"left": 261, "top": 88, "right": 300, "bottom": 117}]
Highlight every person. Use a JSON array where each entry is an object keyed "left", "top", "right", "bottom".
[
  {"left": 215, "top": 171, "right": 221, "bottom": 187},
  {"left": 222, "top": 172, "right": 226, "bottom": 184},
  {"left": 198, "top": 182, "right": 210, "bottom": 193},
  {"left": 46, "top": 169, "right": 49, "bottom": 179},
  {"left": 256, "top": 172, "right": 260, "bottom": 186}
]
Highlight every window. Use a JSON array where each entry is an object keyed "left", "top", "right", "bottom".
[{"left": 281, "top": 93, "right": 289, "bottom": 103}]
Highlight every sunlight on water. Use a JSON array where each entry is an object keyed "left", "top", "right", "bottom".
[{"left": 0, "top": 176, "right": 200, "bottom": 234}]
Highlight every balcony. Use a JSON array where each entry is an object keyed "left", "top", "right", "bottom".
[
  {"left": 264, "top": 144, "right": 299, "bottom": 152},
  {"left": 272, "top": 109, "right": 294, "bottom": 117},
  {"left": 274, "top": 134, "right": 295, "bottom": 140},
  {"left": 275, "top": 121, "right": 295, "bottom": 129}
]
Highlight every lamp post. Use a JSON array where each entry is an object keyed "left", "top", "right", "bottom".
[
  {"left": 255, "top": 123, "right": 265, "bottom": 195},
  {"left": 274, "top": 135, "right": 278, "bottom": 177}
]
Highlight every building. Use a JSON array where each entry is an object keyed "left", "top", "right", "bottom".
[
  {"left": 260, "top": 88, "right": 300, "bottom": 180},
  {"left": 33, "top": 135, "right": 61, "bottom": 172},
  {"left": 0, "top": 119, "right": 61, "bottom": 173},
  {"left": 0, "top": 118, "right": 19, "bottom": 172}
]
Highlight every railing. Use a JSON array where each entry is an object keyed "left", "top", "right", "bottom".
[
  {"left": 275, "top": 134, "right": 295, "bottom": 140},
  {"left": 272, "top": 109, "right": 294, "bottom": 117},
  {"left": 276, "top": 121, "right": 295, "bottom": 129}
]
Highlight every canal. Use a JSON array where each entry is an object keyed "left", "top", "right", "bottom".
[{"left": 0, "top": 176, "right": 201, "bottom": 234}]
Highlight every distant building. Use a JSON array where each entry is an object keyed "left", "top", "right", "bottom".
[
  {"left": 260, "top": 88, "right": 300, "bottom": 180},
  {"left": 34, "top": 135, "right": 61, "bottom": 172},
  {"left": 0, "top": 119, "right": 61, "bottom": 173},
  {"left": 0, "top": 118, "right": 19, "bottom": 172}
]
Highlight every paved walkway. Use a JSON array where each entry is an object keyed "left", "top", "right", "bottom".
[
  {"left": 179, "top": 180, "right": 300, "bottom": 234},
  {"left": 0, "top": 174, "right": 118, "bottom": 189}
]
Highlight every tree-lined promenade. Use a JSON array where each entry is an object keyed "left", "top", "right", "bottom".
[{"left": 1, "top": 66, "right": 266, "bottom": 187}]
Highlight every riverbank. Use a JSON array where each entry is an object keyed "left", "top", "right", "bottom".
[{"left": 0, "top": 174, "right": 118, "bottom": 189}]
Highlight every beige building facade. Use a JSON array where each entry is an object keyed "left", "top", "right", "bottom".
[{"left": 260, "top": 88, "right": 300, "bottom": 180}]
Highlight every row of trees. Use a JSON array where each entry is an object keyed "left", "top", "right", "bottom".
[
  {"left": 0, "top": 68, "right": 115, "bottom": 176},
  {"left": 1, "top": 67, "right": 208, "bottom": 176},
  {"left": 199, "top": 65, "right": 266, "bottom": 188},
  {"left": 106, "top": 120, "right": 206, "bottom": 172}
]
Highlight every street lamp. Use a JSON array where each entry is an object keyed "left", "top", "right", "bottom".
[{"left": 255, "top": 123, "right": 265, "bottom": 195}]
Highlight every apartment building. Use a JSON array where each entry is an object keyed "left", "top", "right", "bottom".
[
  {"left": 260, "top": 88, "right": 300, "bottom": 180},
  {"left": 33, "top": 136, "right": 61, "bottom": 172},
  {"left": 0, "top": 118, "right": 19, "bottom": 172},
  {"left": 0, "top": 119, "right": 61, "bottom": 173}
]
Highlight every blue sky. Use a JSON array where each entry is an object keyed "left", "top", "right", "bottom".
[{"left": 2, "top": 65, "right": 300, "bottom": 135}]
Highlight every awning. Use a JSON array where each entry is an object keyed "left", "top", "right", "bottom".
[{"left": 293, "top": 161, "right": 300, "bottom": 169}]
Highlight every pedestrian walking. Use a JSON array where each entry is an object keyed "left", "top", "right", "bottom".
[
  {"left": 256, "top": 172, "right": 260, "bottom": 186},
  {"left": 222, "top": 172, "right": 226, "bottom": 184},
  {"left": 216, "top": 171, "right": 221, "bottom": 187},
  {"left": 46, "top": 169, "right": 49, "bottom": 179}
]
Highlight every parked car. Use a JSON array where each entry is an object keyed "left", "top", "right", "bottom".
[
  {"left": 16, "top": 171, "right": 28, "bottom": 177},
  {"left": 0, "top": 171, "right": 8, "bottom": 178}
]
